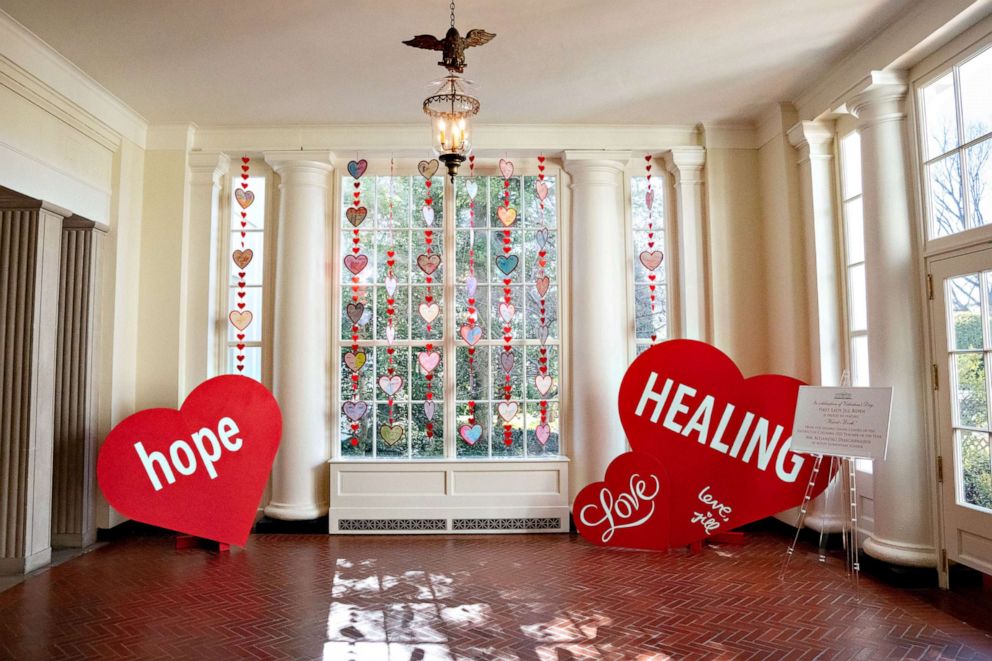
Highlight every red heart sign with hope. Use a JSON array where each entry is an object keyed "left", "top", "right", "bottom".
[
  {"left": 97, "top": 375, "right": 281, "bottom": 546},
  {"left": 618, "top": 340, "right": 836, "bottom": 548},
  {"left": 573, "top": 451, "right": 671, "bottom": 551}
]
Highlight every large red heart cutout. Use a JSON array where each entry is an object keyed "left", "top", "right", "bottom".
[
  {"left": 97, "top": 375, "right": 281, "bottom": 546},
  {"left": 573, "top": 451, "right": 670, "bottom": 551},
  {"left": 618, "top": 340, "right": 835, "bottom": 547}
]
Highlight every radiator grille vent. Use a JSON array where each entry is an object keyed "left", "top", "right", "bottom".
[
  {"left": 452, "top": 517, "right": 562, "bottom": 531},
  {"left": 338, "top": 518, "right": 447, "bottom": 532}
]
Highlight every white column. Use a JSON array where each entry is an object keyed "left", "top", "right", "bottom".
[
  {"left": 562, "top": 151, "right": 631, "bottom": 501},
  {"left": 263, "top": 151, "right": 333, "bottom": 520},
  {"left": 850, "top": 74, "right": 937, "bottom": 567},
  {"left": 182, "top": 152, "right": 230, "bottom": 394},
  {"left": 664, "top": 147, "right": 710, "bottom": 341},
  {"left": 780, "top": 121, "right": 848, "bottom": 532},
  {"left": 788, "top": 121, "right": 845, "bottom": 388}
]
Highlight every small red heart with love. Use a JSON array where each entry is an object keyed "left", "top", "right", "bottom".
[
  {"left": 618, "top": 340, "right": 836, "bottom": 548},
  {"left": 97, "top": 375, "right": 281, "bottom": 546},
  {"left": 573, "top": 451, "right": 670, "bottom": 551}
]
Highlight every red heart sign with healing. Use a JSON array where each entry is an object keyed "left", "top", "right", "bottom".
[
  {"left": 573, "top": 451, "right": 671, "bottom": 550},
  {"left": 617, "top": 340, "right": 835, "bottom": 548},
  {"left": 97, "top": 375, "right": 281, "bottom": 546}
]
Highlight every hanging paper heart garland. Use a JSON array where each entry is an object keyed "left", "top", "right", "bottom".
[
  {"left": 228, "top": 156, "right": 254, "bottom": 373},
  {"left": 344, "top": 159, "right": 370, "bottom": 447},
  {"left": 378, "top": 158, "right": 403, "bottom": 447},
  {"left": 498, "top": 158, "right": 517, "bottom": 447},
  {"left": 458, "top": 155, "right": 483, "bottom": 447},
  {"left": 533, "top": 155, "right": 553, "bottom": 446},
  {"left": 640, "top": 154, "right": 663, "bottom": 344},
  {"left": 418, "top": 159, "right": 441, "bottom": 440}
]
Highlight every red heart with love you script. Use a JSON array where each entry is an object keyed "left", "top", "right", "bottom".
[
  {"left": 97, "top": 375, "right": 281, "bottom": 547},
  {"left": 573, "top": 452, "right": 670, "bottom": 551},
  {"left": 618, "top": 340, "right": 836, "bottom": 548}
]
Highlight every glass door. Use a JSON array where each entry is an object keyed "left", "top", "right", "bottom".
[{"left": 930, "top": 247, "right": 992, "bottom": 576}]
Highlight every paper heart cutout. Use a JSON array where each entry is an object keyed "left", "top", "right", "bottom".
[
  {"left": 536, "top": 181, "right": 549, "bottom": 201},
  {"left": 418, "top": 302, "right": 440, "bottom": 323},
  {"left": 423, "top": 400, "right": 436, "bottom": 421},
  {"left": 228, "top": 310, "right": 253, "bottom": 331},
  {"left": 344, "top": 351, "right": 366, "bottom": 372},
  {"left": 500, "top": 350, "right": 514, "bottom": 373},
  {"left": 496, "top": 206, "right": 517, "bottom": 227},
  {"left": 418, "top": 159, "right": 439, "bottom": 179},
  {"left": 344, "top": 254, "right": 368, "bottom": 275},
  {"left": 465, "top": 180, "right": 478, "bottom": 199},
  {"left": 536, "top": 228, "right": 549, "bottom": 249},
  {"left": 378, "top": 375, "right": 403, "bottom": 397},
  {"left": 96, "top": 375, "right": 281, "bottom": 546},
  {"left": 418, "top": 350, "right": 440, "bottom": 374},
  {"left": 498, "top": 302, "right": 516, "bottom": 323},
  {"left": 346, "top": 206, "right": 368, "bottom": 227},
  {"left": 385, "top": 275, "right": 398, "bottom": 296},
  {"left": 538, "top": 323, "right": 549, "bottom": 345},
  {"left": 495, "top": 254, "right": 518, "bottom": 275},
  {"left": 499, "top": 158, "right": 514, "bottom": 179},
  {"left": 646, "top": 189, "right": 655, "bottom": 210},
  {"left": 618, "top": 340, "right": 836, "bottom": 548},
  {"left": 421, "top": 205, "right": 435, "bottom": 226},
  {"left": 342, "top": 400, "right": 368, "bottom": 421},
  {"left": 345, "top": 302, "right": 365, "bottom": 325},
  {"left": 380, "top": 424, "right": 404, "bottom": 446},
  {"left": 417, "top": 253, "right": 441, "bottom": 276},
  {"left": 639, "top": 250, "right": 664, "bottom": 271},
  {"left": 535, "top": 423, "right": 552, "bottom": 446},
  {"left": 347, "top": 159, "right": 368, "bottom": 180},
  {"left": 466, "top": 276, "right": 477, "bottom": 297},
  {"left": 232, "top": 249, "right": 253, "bottom": 269},
  {"left": 460, "top": 324, "right": 482, "bottom": 346},
  {"left": 573, "top": 451, "right": 670, "bottom": 551},
  {"left": 385, "top": 325, "right": 396, "bottom": 344},
  {"left": 234, "top": 188, "right": 255, "bottom": 210},
  {"left": 459, "top": 424, "right": 483, "bottom": 445},
  {"left": 497, "top": 401, "right": 518, "bottom": 422},
  {"left": 535, "top": 374, "right": 553, "bottom": 395},
  {"left": 535, "top": 276, "right": 550, "bottom": 298}
]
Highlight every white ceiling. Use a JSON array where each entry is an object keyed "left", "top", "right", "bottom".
[{"left": 0, "top": 0, "right": 920, "bottom": 126}]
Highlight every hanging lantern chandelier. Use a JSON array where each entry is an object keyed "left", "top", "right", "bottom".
[{"left": 403, "top": 1, "right": 495, "bottom": 181}]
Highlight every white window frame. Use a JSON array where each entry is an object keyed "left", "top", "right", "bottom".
[{"left": 328, "top": 159, "right": 568, "bottom": 462}]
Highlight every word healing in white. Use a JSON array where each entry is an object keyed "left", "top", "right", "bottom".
[
  {"left": 578, "top": 473, "right": 661, "bottom": 543},
  {"left": 634, "top": 372, "right": 806, "bottom": 482},
  {"left": 134, "top": 417, "right": 243, "bottom": 491}
]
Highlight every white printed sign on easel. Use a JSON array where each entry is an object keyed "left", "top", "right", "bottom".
[{"left": 791, "top": 386, "right": 893, "bottom": 460}]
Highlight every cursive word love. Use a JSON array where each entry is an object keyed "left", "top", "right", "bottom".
[
  {"left": 579, "top": 473, "right": 661, "bottom": 543},
  {"left": 691, "top": 485, "right": 733, "bottom": 535}
]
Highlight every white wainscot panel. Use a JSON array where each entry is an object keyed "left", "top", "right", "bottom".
[{"left": 329, "top": 459, "right": 570, "bottom": 535}]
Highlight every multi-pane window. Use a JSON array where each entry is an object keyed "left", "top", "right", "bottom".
[
  {"left": 453, "top": 175, "right": 561, "bottom": 457},
  {"left": 920, "top": 45, "right": 992, "bottom": 239},
  {"left": 226, "top": 175, "right": 265, "bottom": 381},
  {"left": 338, "top": 175, "right": 445, "bottom": 458},
  {"left": 336, "top": 167, "right": 562, "bottom": 459},
  {"left": 839, "top": 133, "right": 869, "bottom": 388},
  {"left": 630, "top": 176, "right": 667, "bottom": 355}
]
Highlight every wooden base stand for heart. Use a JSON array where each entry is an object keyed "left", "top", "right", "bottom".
[
  {"left": 174, "top": 534, "right": 231, "bottom": 553},
  {"left": 687, "top": 531, "right": 746, "bottom": 555}
]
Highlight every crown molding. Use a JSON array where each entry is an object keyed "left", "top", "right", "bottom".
[{"left": 0, "top": 9, "right": 147, "bottom": 148}]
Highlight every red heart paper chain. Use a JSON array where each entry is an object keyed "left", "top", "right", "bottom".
[
  {"left": 498, "top": 158, "right": 516, "bottom": 447},
  {"left": 344, "top": 159, "right": 370, "bottom": 447},
  {"left": 229, "top": 156, "right": 254, "bottom": 373},
  {"left": 534, "top": 155, "right": 552, "bottom": 447},
  {"left": 458, "top": 155, "right": 480, "bottom": 446},
  {"left": 381, "top": 158, "right": 402, "bottom": 443},
  {"left": 417, "top": 159, "right": 441, "bottom": 440},
  {"left": 641, "top": 154, "right": 663, "bottom": 344}
]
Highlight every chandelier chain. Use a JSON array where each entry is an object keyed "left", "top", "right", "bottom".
[{"left": 450, "top": 0, "right": 456, "bottom": 28}]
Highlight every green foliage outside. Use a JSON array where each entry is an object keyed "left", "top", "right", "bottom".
[{"left": 953, "top": 311, "right": 992, "bottom": 509}]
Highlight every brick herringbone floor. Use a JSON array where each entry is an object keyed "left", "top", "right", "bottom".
[{"left": 0, "top": 530, "right": 990, "bottom": 660}]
